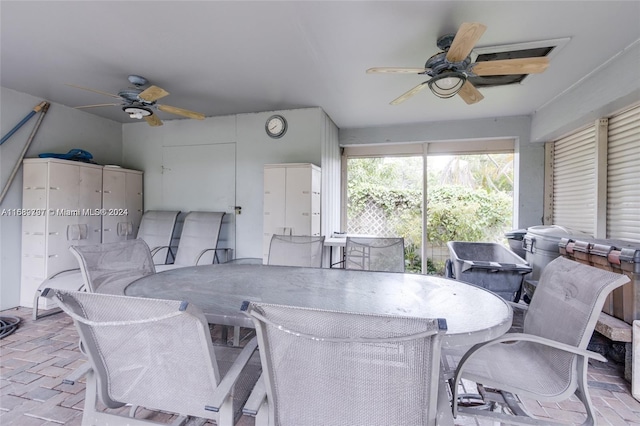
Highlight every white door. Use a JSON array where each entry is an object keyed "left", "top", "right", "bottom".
[{"left": 161, "top": 143, "right": 236, "bottom": 255}]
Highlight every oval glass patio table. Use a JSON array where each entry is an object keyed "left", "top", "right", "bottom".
[{"left": 124, "top": 263, "right": 512, "bottom": 348}]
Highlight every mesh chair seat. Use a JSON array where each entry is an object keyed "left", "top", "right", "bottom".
[
  {"left": 244, "top": 301, "right": 447, "bottom": 426},
  {"left": 70, "top": 239, "right": 156, "bottom": 294},
  {"left": 33, "top": 239, "right": 155, "bottom": 320},
  {"left": 155, "top": 211, "right": 225, "bottom": 271},
  {"left": 267, "top": 235, "right": 325, "bottom": 268},
  {"left": 451, "top": 257, "right": 630, "bottom": 425},
  {"left": 44, "top": 290, "right": 261, "bottom": 426},
  {"left": 136, "top": 210, "right": 180, "bottom": 264},
  {"left": 345, "top": 236, "right": 405, "bottom": 272}
]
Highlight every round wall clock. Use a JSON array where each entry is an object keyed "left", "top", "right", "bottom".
[{"left": 265, "top": 115, "right": 287, "bottom": 138}]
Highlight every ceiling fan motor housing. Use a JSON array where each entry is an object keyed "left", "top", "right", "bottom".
[
  {"left": 425, "top": 52, "right": 471, "bottom": 77},
  {"left": 127, "top": 74, "right": 149, "bottom": 87},
  {"left": 436, "top": 34, "right": 456, "bottom": 51}
]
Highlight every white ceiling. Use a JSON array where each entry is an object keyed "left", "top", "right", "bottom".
[{"left": 1, "top": 1, "right": 639, "bottom": 129}]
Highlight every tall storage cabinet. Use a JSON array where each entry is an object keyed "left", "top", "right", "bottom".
[
  {"left": 102, "top": 167, "right": 143, "bottom": 243},
  {"left": 263, "top": 163, "right": 321, "bottom": 263},
  {"left": 20, "top": 159, "right": 143, "bottom": 308}
]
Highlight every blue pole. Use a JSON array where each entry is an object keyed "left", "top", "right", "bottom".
[{"left": 0, "top": 102, "right": 46, "bottom": 145}]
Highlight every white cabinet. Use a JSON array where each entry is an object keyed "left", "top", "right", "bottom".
[
  {"left": 102, "top": 167, "right": 143, "bottom": 243},
  {"left": 263, "top": 163, "right": 321, "bottom": 262},
  {"left": 20, "top": 159, "right": 143, "bottom": 308}
]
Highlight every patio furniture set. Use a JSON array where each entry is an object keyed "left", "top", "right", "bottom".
[{"left": 30, "top": 210, "right": 630, "bottom": 426}]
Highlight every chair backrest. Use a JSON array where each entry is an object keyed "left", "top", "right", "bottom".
[
  {"left": 244, "top": 301, "right": 446, "bottom": 426},
  {"left": 268, "top": 235, "right": 325, "bottom": 267},
  {"left": 174, "top": 212, "right": 225, "bottom": 266},
  {"left": 45, "top": 290, "right": 223, "bottom": 420},
  {"left": 136, "top": 210, "right": 180, "bottom": 264},
  {"left": 345, "top": 236, "right": 405, "bottom": 272},
  {"left": 524, "top": 256, "right": 629, "bottom": 348},
  {"left": 69, "top": 239, "right": 156, "bottom": 294}
]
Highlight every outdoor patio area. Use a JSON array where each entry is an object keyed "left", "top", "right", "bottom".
[{"left": 1, "top": 306, "right": 639, "bottom": 426}]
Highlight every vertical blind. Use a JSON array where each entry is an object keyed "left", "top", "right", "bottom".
[
  {"left": 552, "top": 125, "right": 596, "bottom": 233},
  {"left": 607, "top": 105, "right": 640, "bottom": 241}
]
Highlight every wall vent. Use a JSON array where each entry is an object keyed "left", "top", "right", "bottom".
[{"left": 469, "top": 37, "right": 570, "bottom": 88}]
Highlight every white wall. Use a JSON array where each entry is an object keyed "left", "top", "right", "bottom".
[
  {"left": 339, "top": 116, "right": 544, "bottom": 229},
  {"left": 123, "top": 107, "right": 339, "bottom": 259},
  {"left": 0, "top": 87, "right": 122, "bottom": 309},
  {"left": 531, "top": 40, "right": 640, "bottom": 143}
]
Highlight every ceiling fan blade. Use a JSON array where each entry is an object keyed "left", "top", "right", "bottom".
[
  {"left": 144, "top": 114, "right": 163, "bottom": 127},
  {"left": 74, "top": 103, "right": 121, "bottom": 109},
  {"left": 457, "top": 81, "right": 484, "bottom": 105},
  {"left": 139, "top": 85, "right": 170, "bottom": 102},
  {"left": 472, "top": 57, "right": 550, "bottom": 76},
  {"left": 390, "top": 82, "right": 429, "bottom": 105},
  {"left": 446, "top": 22, "right": 487, "bottom": 62},
  {"left": 157, "top": 104, "right": 205, "bottom": 120},
  {"left": 65, "top": 83, "right": 121, "bottom": 99},
  {"left": 367, "top": 67, "right": 429, "bottom": 74}
]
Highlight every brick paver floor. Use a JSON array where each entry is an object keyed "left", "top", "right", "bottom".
[{"left": 2, "top": 306, "right": 640, "bottom": 425}]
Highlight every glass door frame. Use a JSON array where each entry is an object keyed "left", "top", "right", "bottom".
[{"left": 341, "top": 138, "right": 516, "bottom": 274}]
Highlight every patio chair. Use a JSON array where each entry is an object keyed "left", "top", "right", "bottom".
[
  {"left": 242, "top": 301, "right": 447, "bottom": 426},
  {"left": 267, "top": 235, "right": 325, "bottom": 268},
  {"left": 32, "top": 239, "right": 156, "bottom": 320},
  {"left": 43, "top": 289, "right": 261, "bottom": 426},
  {"left": 32, "top": 268, "right": 85, "bottom": 321},
  {"left": 155, "top": 211, "right": 226, "bottom": 272},
  {"left": 71, "top": 239, "right": 156, "bottom": 295},
  {"left": 345, "top": 236, "right": 405, "bottom": 272},
  {"left": 136, "top": 210, "right": 180, "bottom": 265},
  {"left": 451, "top": 256, "right": 630, "bottom": 426}
]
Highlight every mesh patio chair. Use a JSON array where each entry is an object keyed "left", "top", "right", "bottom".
[
  {"left": 71, "top": 239, "right": 156, "bottom": 295},
  {"left": 43, "top": 289, "right": 261, "bottom": 426},
  {"left": 242, "top": 301, "right": 447, "bottom": 426},
  {"left": 136, "top": 210, "right": 180, "bottom": 265},
  {"left": 155, "top": 211, "right": 226, "bottom": 272},
  {"left": 33, "top": 239, "right": 156, "bottom": 320},
  {"left": 267, "top": 235, "right": 325, "bottom": 268},
  {"left": 451, "top": 256, "right": 630, "bottom": 426},
  {"left": 345, "top": 236, "right": 405, "bottom": 272}
]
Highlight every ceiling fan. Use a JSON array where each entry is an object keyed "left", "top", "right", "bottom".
[
  {"left": 367, "top": 22, "right": 549, "bottom": 105},
  {"left": 67, "top": 75, "right": 205, "bottom": 126}
]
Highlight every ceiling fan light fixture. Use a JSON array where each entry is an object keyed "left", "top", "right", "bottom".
[
  {"left": 123, "top": 106, "right": 152, "bottom": 120},
  {"left": 428, "top": 71, "right": 466, "bottom": 98}
]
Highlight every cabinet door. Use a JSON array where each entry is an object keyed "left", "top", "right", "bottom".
[
  {"left": 20, "top": 163, "right": 49, "bottom": 307},
  {"left": 78, "top": 166, "right": 103, "bottom": 245},
  {"left": 47, "top": 162, "right": 81, "bottom": 274},
  {"left": 263, "top": 167, "right": 287, "bottom": 260},
  {"left": 102, "top": 169, "right": 126, "bottom": 243},
  {"left": 285, "top": 166, "right": 312, "bottom": 235},
  {"left": 126, "top": 172, "right": 143, "bottom": 239}
]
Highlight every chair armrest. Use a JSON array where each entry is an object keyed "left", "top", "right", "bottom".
[
  {"left": 47, "top": 268, "right": 81, "bottom": 280},
  {"left": 452, "top": 332, "right": 606, "bottom": 416},
  {"left": 38, "top": 268, "right": 85, "bottom": 292},
  {"left": 507, "top": 301, "right": 528, "bottom": 313},
  {"left": 150, "top": 245, "right": 175, "bottom": 262},
  {"left": 463, "top": 333, "right": 606, "bottom": 362},
  {"left": 194, "top": 248, "right": 215, "bottom": 265},
  {"left": 205, "top": 336, "right": 259, "bottom": 412},
  {"left": 242, "top": 372, "right": 267, "bottom": 416}
]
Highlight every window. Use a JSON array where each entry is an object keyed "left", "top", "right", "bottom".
[{"left": 342, "top": 139, "right": 516, "bottom": 274}]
